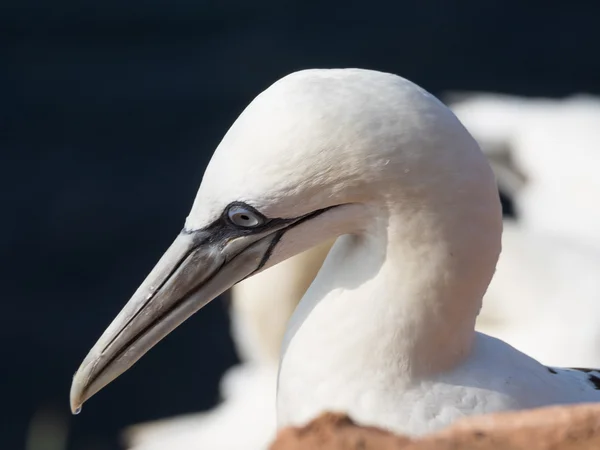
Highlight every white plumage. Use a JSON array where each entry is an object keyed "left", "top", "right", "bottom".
[{"left": 70, "top": 69, "right": 600, "bottom": 444}]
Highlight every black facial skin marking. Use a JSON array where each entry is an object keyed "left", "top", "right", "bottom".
[
  {"left": 547, "top": 367, "right": 557, "bottom": 374},
  {"left": 182, "top": 201, "right": 297, "bottom": 246},
  {"left": 217, "top": 201, "right": 338, "bottom": 306},
  {"left": 183, "top": 201, "right": 339, "bottom": 270},
  {"left": 89, "top": 201, "right": 339, "bottom": 389}
]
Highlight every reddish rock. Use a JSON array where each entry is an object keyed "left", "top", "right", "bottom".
[
  {"left": 270, "top": 412, "right": 411, "bottom": 450},
  {"left": 270, "top": 403, "right": 600, "bottom": 450}
]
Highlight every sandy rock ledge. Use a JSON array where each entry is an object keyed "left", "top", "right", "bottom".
[{"left": 270, "top": 403, "right": 600, "bottom": 450}]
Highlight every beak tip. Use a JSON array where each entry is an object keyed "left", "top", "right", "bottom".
[
  {"left": 70, "top": 402, "right": 83, "bottom": 415},
  {"left": 70, "top": 365, "right": 90, "bottom": 415},
  {"left": 69, "top": 381, "right": 84, "bottom": 415}
]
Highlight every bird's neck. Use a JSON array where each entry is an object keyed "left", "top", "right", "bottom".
[{"left": 279, "top": 193, "right": 501, "bottom": 384}]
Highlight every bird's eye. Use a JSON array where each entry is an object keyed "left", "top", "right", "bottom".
[{"left": 227, "top": 205, "right": 264, "bottom": 228}]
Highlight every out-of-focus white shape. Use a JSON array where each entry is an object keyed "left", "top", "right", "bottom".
[
  {"left": 230, "top": 241, "right": 334, "bottom": 366},
  {"left": 450, "top": 93, "right": 600, "bottom": 248},
  {"left": 124, "top": 365, "right": 278, "bottom": 450},
  {"left": 26, "top": 405, "right": 69, "bottom": 450},
  {"left": 477, "top": 221, "right": 600, "bottom": 367}
]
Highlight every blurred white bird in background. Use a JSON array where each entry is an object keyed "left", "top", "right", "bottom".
[
  {"left": 477, "top": 220, "right": 600, "bottom": 367},
  {"left": 449, "top": 93, "right": 600, "bottom": 248},
  {"left": 449, "top": 93, "right": 600, "bottom": 367}
]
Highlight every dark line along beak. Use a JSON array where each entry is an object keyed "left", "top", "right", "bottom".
[{"left": 69, "top": 215, "right": 298, "bottom": 414}]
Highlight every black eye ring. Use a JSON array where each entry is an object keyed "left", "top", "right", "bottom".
[{"left": 226, "top": 204, "right": 265, "bottom": 228}]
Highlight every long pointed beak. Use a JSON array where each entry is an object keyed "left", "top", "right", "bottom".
[{"left": 69, "top": 227, "right": 282, "bottom": 413}]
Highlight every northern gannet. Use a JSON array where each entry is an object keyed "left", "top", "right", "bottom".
[{"left": 70, "top": 69, "right": 600, "bottom": 436}]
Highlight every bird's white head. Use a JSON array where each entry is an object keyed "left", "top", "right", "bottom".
[{"left": 69, "top": 68, "right": 502, "bottom": 413}]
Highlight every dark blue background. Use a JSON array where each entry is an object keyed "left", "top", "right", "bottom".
[{"left": 3, "top": 1, "right": 599, "bottom": 449}]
